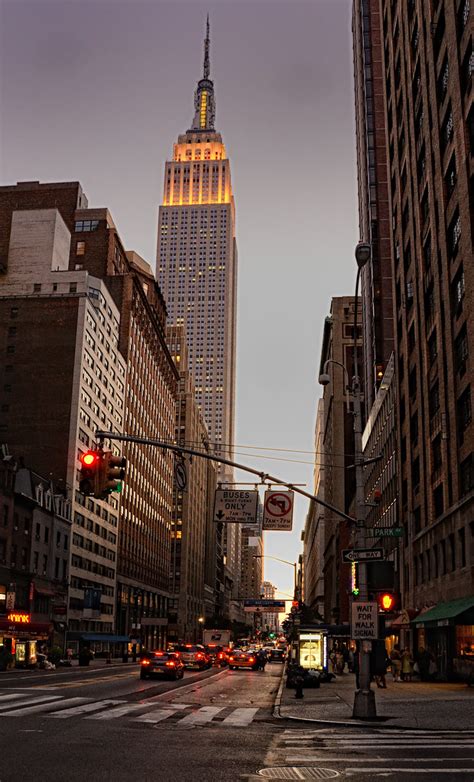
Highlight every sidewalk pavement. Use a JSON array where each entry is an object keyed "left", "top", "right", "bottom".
[
  {"left": 277, "top": 669, "right": 474, "bottom": 730},
  {"left": 0, "top": 656, "right": 139, "bottom": 673}
]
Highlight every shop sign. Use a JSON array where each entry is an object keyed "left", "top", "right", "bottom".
[
  {"left": 7, "top": 612, "right": 30, "bottom": 624},
  {"left": 52, "top": 604, "right": 67, "bottom": 615},
  {"left": 6, "top": 591, "right": 15, "bottom": 610}
]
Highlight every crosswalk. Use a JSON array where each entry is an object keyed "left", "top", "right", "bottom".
[
  {"left": 262, "top": 727, "right": 474, "bottom": 777},
  {"left": 0, "top": 690, "right": 259, "bottom": 727}
]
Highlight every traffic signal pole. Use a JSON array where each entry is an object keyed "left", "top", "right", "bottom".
[
  {"left": 351, "top": 264, "right": 376, "bottom": 720},
  {"left": 95, "top": 430, "right": 354, "bottom": 525}
]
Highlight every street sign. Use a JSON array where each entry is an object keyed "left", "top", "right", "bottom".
[
  {"left": 351, "top": 601, "right": 378, "bottom": 639},
  {"left": 342, "top": 548, "right": 384, "bottom": 563},
  {"left": 366, "top": 527, "right": 403, "bottom": 538},
  {"left": 174, "top": 461, "right": 187, "bottom": 492},
  {"left": 262, "top": 490, "right": 294, "bottom": 531},
  {"left": 243, "top": 599, "right": 286, "bottom": 613},
  {"left": 213, "top": 489, "right": 259, "bottom": 524}
]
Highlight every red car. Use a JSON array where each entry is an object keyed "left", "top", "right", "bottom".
[{"left": 140, "top": 650, "right": 185, "bottom": 681}]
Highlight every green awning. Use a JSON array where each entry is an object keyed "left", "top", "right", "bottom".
[{"left": 411, "top": 596, "right": 474, "bottom": 626}]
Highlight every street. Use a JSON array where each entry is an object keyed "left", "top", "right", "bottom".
[{"left": 1, "top": 662, "right": 474, "bottom": 781}]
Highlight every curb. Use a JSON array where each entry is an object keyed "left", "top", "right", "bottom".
[{"left": 272, "top": 667, "right": 466, "bottom": 731}]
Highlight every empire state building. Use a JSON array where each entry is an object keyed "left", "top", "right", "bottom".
[{"left": 157, "top": 19, "right": 238, "bottom": 464}]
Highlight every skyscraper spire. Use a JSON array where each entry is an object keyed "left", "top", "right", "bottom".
[
  {"left": 203, "top": 14, "right": 210, "bottom": 80},
  {"left": 190, "top": 15, "right": 215, "bottom": 132}
]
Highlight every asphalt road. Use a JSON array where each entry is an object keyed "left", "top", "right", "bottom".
[{"left": 1, "top": 663, "right": 473, "bottom": 781}]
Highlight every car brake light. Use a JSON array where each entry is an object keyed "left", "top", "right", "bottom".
[
  {"left": 165, "top": 661, "right": 176, "bottom": 667},
  {"left": 228, "top": 656, "right": 233, "bottom": 661},
  {"left": 249, "top": 657, "right": 255, "bottom": 663},
  {"left": 141, "top": 659, "right": 150, "bottom": 666},
  {"left": 155, "top": 652, "right": 164, "bottom": 656},
  {"left": 196, "top": 653, "right": 203, "bottom": 659}
]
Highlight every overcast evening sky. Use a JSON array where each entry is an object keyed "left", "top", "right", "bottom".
[{"left": 0, "top": 0, "right": 358, "bottom": 600}]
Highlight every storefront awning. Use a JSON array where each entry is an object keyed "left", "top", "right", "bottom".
[
  {"left": 411, "top": 596, "right": 474, "bottom": 626},
  {"left": 81, "top": 634, "right": 129, "bottom": 643}
]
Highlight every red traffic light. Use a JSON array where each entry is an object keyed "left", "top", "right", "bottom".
[
  {"left": 379, "top": 592, "right": 396, "bottom": 611},
  {"left": 81, "top": 451, "right": 99, "bottom": 467}
]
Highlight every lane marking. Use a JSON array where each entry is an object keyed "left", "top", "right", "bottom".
[
  {"left": 0, "top": 693, "right": 34, "bottom": 703},
  {"left": 178, "top": 706, "right": 225, "bottom": 725},
  {"left": 49, "top": 699, "right": 124, "bottom": 718},
  {"left": 1, "top": 697, "right": 87, "bottom": 717},
  {"left": 222, "top": 707, "right": 259, "bottom": 727},
  {"left": 285, "top": 756, "right": 474, "bottom": 763}
]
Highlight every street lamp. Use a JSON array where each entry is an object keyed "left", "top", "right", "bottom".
[
  {"left": 252, "top": 555, "right": 298, "bottom": 599},
  {"left": 198, "top": 616, "right": 205, "bottom": 643},
  {"left": 318, "top": 241, "right": 376, "bottom": 720}
]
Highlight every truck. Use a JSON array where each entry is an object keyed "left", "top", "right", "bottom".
[{"left": 202, "top": 629, "right": 231, "bottom": 648}]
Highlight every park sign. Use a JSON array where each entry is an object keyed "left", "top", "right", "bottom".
[
  {"left": 243, "top": 599, "right": 286, "bottom": 613},
  {"left": 213, "top": 489, "right": 259, "bottom": 524},
  {"left": 351, "top": 601, "right": 378, "bottom": 640},
  {"left": 366, "top": 527, "right": 403, "bottom": 538}
]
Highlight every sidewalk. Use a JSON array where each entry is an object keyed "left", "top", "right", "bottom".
[
  {"left": 0, "top": 656, "right": 139, "bottom": 673},
  {"left": 277, "top": 669, "right": 474, "bottom": 730}
]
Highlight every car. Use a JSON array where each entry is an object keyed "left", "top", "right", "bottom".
[
  {"left": 227, "top": 650, "right": 259, "bottom": 670},
  {"left": 140, "top": 650, "right": 185, "bottom": 680},
  {"left": 176, "top": 644, "right": 212, "bottom": 670},
  {"left": 269, "top": 648, "right": 286, "bottom": 663}
]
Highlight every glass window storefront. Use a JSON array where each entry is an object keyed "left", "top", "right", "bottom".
[{"left": 456, "top": 625, "right": 474, "bottom": 658}]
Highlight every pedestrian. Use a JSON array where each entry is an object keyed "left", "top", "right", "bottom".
[
  {"left": 416, "top": 647, "right": 434, "bottom": 682},
  {"left": 371, "top": 639, "right": 389, "bottom": 688},
  {"left": 401, "top": 648, "right": 413, "bottom": 681},
  {"left": 390, "top": 644, "right": 402, "bottom": 682},
  {"left": 335, "top": 648, "right": 345, "bottom": 675},
  {"left": 348, "top": 647, "right": 355, "bottom": 673}
]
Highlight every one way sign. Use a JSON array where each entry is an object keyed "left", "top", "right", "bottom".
[{"left": 342, "top": 548, "right": 385, "bottom": 563}]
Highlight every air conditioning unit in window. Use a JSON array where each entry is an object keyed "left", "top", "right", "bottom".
[{"left": 75, "top": 264, "right": 83, "bottom": 271}]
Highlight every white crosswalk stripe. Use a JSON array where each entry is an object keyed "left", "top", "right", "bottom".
[
  {"left": 221, "top": 707, "right": 258, "bottom": 726},
  {"left": 1, "top": 697, "right": 88, "bottom": 717},
  {"left": 178, "top": 706, "right": 225, "bottom": 725},
  {"left": 0, "top": 691, "right": 261, "bottom": 726},
  {"left": 265, "top": 728, "right": 474, "bottom": 775}
]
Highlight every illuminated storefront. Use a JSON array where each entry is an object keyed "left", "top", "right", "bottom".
[{"left": 0, "top": 611, "right": 52, "bottom": 668}]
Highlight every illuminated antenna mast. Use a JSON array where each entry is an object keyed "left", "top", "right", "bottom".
[{"left": 203, "top": 14, "right": 210, "bottom": 79}]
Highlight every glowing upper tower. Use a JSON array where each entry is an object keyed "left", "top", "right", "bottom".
[{"left": 157, "top": 16, "right": 238, "bottom": 469}]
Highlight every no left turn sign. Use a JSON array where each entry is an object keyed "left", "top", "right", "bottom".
[{"left": 263, "top": 490, "right": 294, "bottom": 531}]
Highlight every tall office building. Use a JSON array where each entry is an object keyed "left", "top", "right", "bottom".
[
  {"left": 354, "top": 0, "right": 473, "bottom": 677},
  {"left": 156, "top": 20, "right": 240, "bottom": 611}
]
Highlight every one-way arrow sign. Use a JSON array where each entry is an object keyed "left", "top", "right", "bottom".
[{"left": 342, "top": 548, "right": 384, "bottom": 563}]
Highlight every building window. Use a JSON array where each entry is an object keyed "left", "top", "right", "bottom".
[
  {"left": 75, "top": 220, "right": 99, "bottom": 232},
  {"left": 33, "top": 283, "right": 41, "bottom": 293},
  {"left": 457, "top": 386, "right": 471, "bottom": 443},
  {"left": 460, "top": 453, "right": 474, "bottom": 496},
  {"left": 429, "top": 381, "right": 440, "bottom": 419},
  {"left": 76, "top": 241, "right": 86, "bottom": 256},
  {"left": 451, "top": 266, "right": 465, "bottom": 316},
  {"left": 454, "top": 325, "right": 469, "bottom": 376},
  {"left": 432, "top": 435, "right": 442, "bottom": 472},
  {"left": 428, "top": 330, "right": 438, "bottom": 366},
  {"left": 433, "top": 485, "right": 444, "bottom": 519}
]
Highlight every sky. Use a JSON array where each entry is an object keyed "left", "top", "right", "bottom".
[{"left": 0, "top": 0, "right": 358, "bottom": 600}]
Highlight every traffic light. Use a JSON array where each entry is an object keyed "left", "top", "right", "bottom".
[
  {"left": 98, "top": 452, "right": 127, "bottom": 496},
  {"left": 79, "top": 450, "right": 101, "bottom": 496},
  {"left": 377, "top": 591, "right": 399, "bottom": 612}
]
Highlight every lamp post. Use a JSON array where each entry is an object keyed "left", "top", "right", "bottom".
[
  {"left": 319, "top": 241, "right": 376, "bottom": 720},
  {"left": 198, "top": 616, "right": 205, "bottom": 644},
  {"left": 252, "top": 554, "right": 298, "bottom": 600}
]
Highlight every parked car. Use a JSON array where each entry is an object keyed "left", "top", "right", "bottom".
[
  {"left": 176, "top": 644, "right": 212, "bottom": 670},
  {"left": 227, "top": 650, "right": 258, "bottom": 670},
  {"left": 140, "top": 650, "right": 185, "bottom": 680}
]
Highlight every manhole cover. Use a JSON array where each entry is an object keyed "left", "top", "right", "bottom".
[{"left": 258, "top": 769, "right": 339, "bottom": 780}]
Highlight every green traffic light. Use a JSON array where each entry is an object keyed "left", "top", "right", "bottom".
[{"left": 352, "top": 588, "right": 360, "bottom": 596}]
